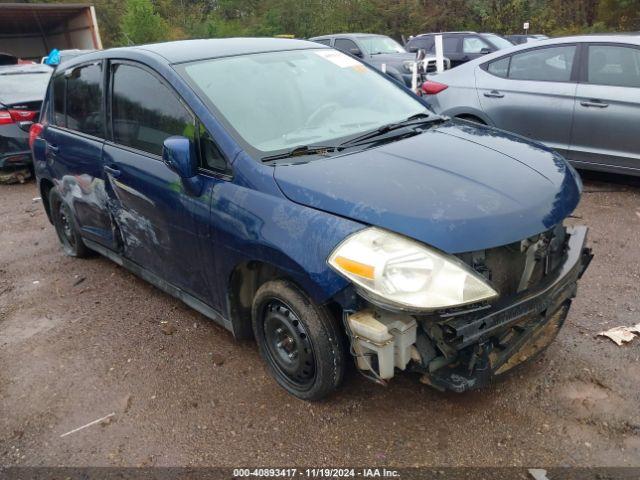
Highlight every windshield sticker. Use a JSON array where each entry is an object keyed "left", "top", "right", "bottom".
[{"left": 314, "top": 50, "right": 362, "bottom": 69}]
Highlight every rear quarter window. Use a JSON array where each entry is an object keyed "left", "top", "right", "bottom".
[
  {"left": 53, "top": 74, "right": 65, "bottom": 126},
  {"left": 487, "top": 56, "right": 510, "bottom": 78}
]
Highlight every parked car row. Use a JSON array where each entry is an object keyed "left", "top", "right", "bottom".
[
  {"left": 0, "top": 48, "right": 94, "bottom": 183},
  {"left": 422, "top": 34, "right": 640, "bottom": 176},
  {"left": 25, "top": 37, "right": 592, "bottom": 400},
  {"left": 308, "top": 31, "right": 521, "bottom": 87},
  {"left": 309, "top": 33, "right": 451, "bottom": 88},
  {"left": 406, "top": 31, "right": 515, "bottom": 68},
  {"left": 0, "top": 63, "right": 51, "bottom": 183}
]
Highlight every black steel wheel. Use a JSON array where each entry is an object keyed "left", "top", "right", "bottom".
[
  {"left": 252, "top": 280, "right": 345, "bottom": 401},
  {"left": 262, "top": 299, "right": 316, "bottom": 388},
  {"left": 49, "top": 188, "right": 91, "bottom": 258}
]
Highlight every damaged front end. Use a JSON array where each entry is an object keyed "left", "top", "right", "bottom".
[{"left": 340, "top": 225, "right": 592, "bottom": 392}]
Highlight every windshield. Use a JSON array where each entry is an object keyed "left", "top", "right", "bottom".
[
  {"left": 0, "top": 70, "right": 51, "bottom": 104},
  {"left": 360, "top": 36, "right": 406, "bottom": 55},
  {"left": 179, "top": 49, "right": 425, "bottom": 156},
  {"left": 482, "top": 34, "right": 514, "bottom": 50}
]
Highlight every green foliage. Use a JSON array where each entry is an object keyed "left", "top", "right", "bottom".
[
  {"left": 120, "top": 0, "right": 170, "bottom": 45},
  {"left": 78, "top": 0, "right": 640, "bottom": 47}
]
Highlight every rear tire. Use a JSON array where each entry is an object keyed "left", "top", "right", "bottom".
[
  {"left": 252, "top": 279, "right": 345, "bottom": 401},
  {"left": 49, "top": 188, "right": 92, "bottom": 258}
]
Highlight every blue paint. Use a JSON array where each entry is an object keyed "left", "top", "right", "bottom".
[{"left": 34, "top": 39, "right": 582, "bottom": 334}]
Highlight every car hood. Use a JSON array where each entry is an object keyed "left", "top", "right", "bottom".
[{"left": 273, "top": 121, "right": 582, "bottom": 254}]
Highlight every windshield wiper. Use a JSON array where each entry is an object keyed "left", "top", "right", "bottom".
[
  {"left": 261, "top": 145, "right": 337, "bottom": 163},
  {"left": 338, "top": 112, "right": 438, "bottom": 148}
]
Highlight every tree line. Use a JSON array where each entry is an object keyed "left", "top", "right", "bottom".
[{"left": 20, "top": 0, "right": 640, "bottom": 48}]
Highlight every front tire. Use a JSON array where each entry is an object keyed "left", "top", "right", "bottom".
[
  {"left": 49, "top": 188, "right": 92, "bottom": 258},
  {"left": 252, "top": 280, "right": 345, "bottom": 401}
]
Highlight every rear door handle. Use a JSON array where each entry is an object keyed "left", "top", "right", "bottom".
[
  {"left": 483, "top": 90, "right": 504, "bottom": 98},
  {"left": 103, "top": 165, "right": 121, "bottom": 178},
  {"left": 580, "top": 100, "right": 608, "bottom": 108}
]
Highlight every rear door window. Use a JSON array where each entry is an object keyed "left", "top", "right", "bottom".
[
  {"left": 110, "top": 63, "right": 194, "bottom": 157},
  {"left": 65, "top": 62, "right": 104, "bottom": 137},
  {"left": 587, "top": 44, "right": 640, "bottom": 88},
  {"left": 443, "top": 36, "right": 460, "bottom": 54},
  {"left": 508, "top": 45, "right": 577, "bottom": 82}
]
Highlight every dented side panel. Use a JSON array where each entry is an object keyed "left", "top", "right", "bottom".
[
  {"left": 44, "top": 126, "right": 118, "bottom": 250},
  {"left": 102, "top": 144, "right": 220, "bottom": 306}
]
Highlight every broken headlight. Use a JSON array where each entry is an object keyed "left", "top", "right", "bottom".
[{"left": 328, "top": 227, "right": 498, "bottom": 310}]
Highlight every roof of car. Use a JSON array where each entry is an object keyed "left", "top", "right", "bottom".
[
  {"left": 110, "top": 38, "right": 326, "bottom": 64},
  {"left": 413, "top": 31, "right": 476, "bottom": 37},
  {"left": 309, "top": 33, "right": 385, "bottom": 40},
  {"left": 542, "top": 33, "right": 640, "bottom": 44},
  {"left": 434, "top": 33, "right": 640, "bottom": 75}
]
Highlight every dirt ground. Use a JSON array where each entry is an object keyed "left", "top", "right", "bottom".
[{"left": 1, "top": 172, "right": 639, "bottom": 468}]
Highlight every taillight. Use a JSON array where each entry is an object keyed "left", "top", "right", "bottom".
[
  {"left": 10, "top": 109, "right": 38, "bottom": 122},
  {"left": 0, "top": 110, "right": 12, "bottom": 125},
  {"left": 0, "top": 109, "right": 38, "bottom": 125},
  {"left": 421, "top": 80, "right": 448, "bottom": 95},
  {"left": 29, "top": 123, "right": 44, "bottom": 149}
]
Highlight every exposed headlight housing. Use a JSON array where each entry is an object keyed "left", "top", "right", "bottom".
[{"left": 328, "top": 227, "right": 498, "bottom": 311}]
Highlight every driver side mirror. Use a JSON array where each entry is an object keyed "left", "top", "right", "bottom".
[
  {"left": 480, "top": 47, "right": 492, "bottom": 55},
  {"left": 349, "top": 47, "right": 364, "bottom": 58},
  {"left": 162, "top": 136, "right": 202, "bottom": 196}
]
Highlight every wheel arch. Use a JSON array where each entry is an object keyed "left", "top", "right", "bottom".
[
  {"left": 226, "top": 258, "right": 340, "bottom": 340},
  {"left": 444, "top": 106, "right": 494, "bottom": 125},
  {"left": 39, "top": 178, "right": 55, "bottom": 224}
]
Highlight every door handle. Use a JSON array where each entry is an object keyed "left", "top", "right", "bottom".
[
  {"left": 103, "top": 165, "right": 121, "bottom": 177},
  {"left": 483, "top": 90, "right": 504, "bottom": 98},
  {"left": 580, "top": 100, "right": 608, "bottom": 108},
  {"left": 47, "top": 144, "right": 59, "bottom": 154}
]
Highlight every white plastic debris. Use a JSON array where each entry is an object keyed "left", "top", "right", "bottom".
[
  {"left": 60, "top": 413, "right": 115, "bottom": 438},
  {"left": 597, "top": 324, "right": 640, "bottom": 346}
]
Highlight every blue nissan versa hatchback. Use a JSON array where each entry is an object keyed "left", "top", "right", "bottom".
[{"left": 31, "top": 38, "right": 592, "bottom": 400}]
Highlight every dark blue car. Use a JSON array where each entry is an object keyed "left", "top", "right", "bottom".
[{"left": 31, "top": 38, "right": 592, "bottom": 400}]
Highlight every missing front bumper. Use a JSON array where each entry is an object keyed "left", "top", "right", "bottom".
[{"left": 421, "top": 226, "right": 592, "bottom": 392}]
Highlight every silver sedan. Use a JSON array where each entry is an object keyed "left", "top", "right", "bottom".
[{"left": 423, "top": 34, "right": 640, "bottom": 176}]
